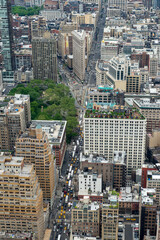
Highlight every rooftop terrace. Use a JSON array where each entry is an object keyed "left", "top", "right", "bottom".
[{"left": 85, "top": 107, "right": 145, "bottom": 120}]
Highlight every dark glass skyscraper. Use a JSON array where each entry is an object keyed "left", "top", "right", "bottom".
[{"left": 0, "top": 0, "right": 15, "bottom": 84}]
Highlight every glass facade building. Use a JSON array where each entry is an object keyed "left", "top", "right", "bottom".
[{"left": 0, "top": 0, "right": 15, "bottom": 84}]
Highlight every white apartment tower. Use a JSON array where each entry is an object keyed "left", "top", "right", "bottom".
[
  {"left": 84, "top": 108, "right": 146, "bottom": 174},
  {"left": 72, "top": 30, "right": 86, "bottom": 81},
  {"left": 108, "top": 0, "right": 127, "bottom": 11}
]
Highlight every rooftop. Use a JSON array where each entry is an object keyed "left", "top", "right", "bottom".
[
  {"left": 114, "top": 151, "right": 126, "bottom": 165},
  {"left": 134, "top": 99, "right": 160, "bottom": 109},
  {"left": 141, "top": 188, "right": 156, "bottom": 205},
  {"left": 31, "top": 120, "right": 67, "bottom": 145},
  {"left": 73, "top": 201, "right": 100, "bottom": 211},
  {"left": 0, "top": 94, "right": 30, "bottom": 115},
  {"left": 80, "top": 153, "right": 112, "bottom": 164},
  {"left": 119, "top": 187, "right": 139, "bottom": 203},
  {"left": 85, "top": 107, "right": 145, "bottom": 120}
]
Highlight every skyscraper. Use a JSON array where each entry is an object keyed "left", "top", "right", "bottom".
[
  {"left": 0, "top": 0, "right": 15, "bottom": 84},
  {"left": 72, "top": 30, "right": 86, "bottom": 81},
  {"left": 0, "top": 154, "right": 45, "bottom": 240},
  {"left": 32, "top": 35, "right": 57, "bottom": 81},
  {"left": 15, "top": 125, "right": 56, "bottom": 206}
]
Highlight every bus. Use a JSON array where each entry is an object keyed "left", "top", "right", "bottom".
[
  {"left": 71, "top": 170, "right": 74, "bottom": 177},
  {"left": 57, "top": 235, "right": 61, "bottom": 240},
  {"left": 65, "top": 195, "right": 68, "bottom": 204},
  {"left": 72, "top": 151, "right": 75, "bottom": 158},
  {"left": 67, "top": 173, "right": 71, "bottom": 180},
  {"left": 68, "top": 180, "right": 71, "bottom": 188},
  {"left": 69, "top": 165, "right": 72, "bottom": 173}
]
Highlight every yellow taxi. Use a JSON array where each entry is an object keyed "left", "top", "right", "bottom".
[
  {"left": 64, "top": 227, "right": 67, "bottom": 230},
  {"left": 67, "top": 193, "right": 69, "bottom": 196},
  {"left": 64, "top": 194, "right": 66, "bottom": 198},
  {"left": 59, "top": 216, "right": 61, "bottom": 219},
  {"left": 73, "top": 161, "right": 75, "bottom": 164},
  {"left": 74, "top": 170, "right": 76, "bottom": 174},
  {"left": 63, "top": 215, "right": 66, "bottom": 219},
  {"left": 61, "top": 206, "right": 63, "bottom": 210},
  {"left": 66, "top": 181, "right": 68, "bottom": 184}
]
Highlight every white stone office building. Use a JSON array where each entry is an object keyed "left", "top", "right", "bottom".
[{"left": 84, "top": 108, "right": 146, "bottom": 174}]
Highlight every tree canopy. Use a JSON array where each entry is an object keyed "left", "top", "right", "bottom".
[
  {"left": 11, "top": 6, "right": 42, "bottom": 16},
  {"left": 9, "top": 79, "right": 78, "bottom": 143}
]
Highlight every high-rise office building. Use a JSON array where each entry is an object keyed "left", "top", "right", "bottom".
[
  {"left": 0, "top": 153, "right": 45, "bottom": 240},
  {"left": 32, "top": 120, "right": 67, "bottom": 168},
  {"left": 108, "top": 0, "right": 127, "bottom": 11},
  {"left": 15, "top": 125, "right": 56, "bottom": 206},
  {"left": 0, "top": 94, "right": 31, "bottom": 151},
  {"left": 32, "top": 35, "right": 57, "bottom": 81},
  {"left": 72, "top": 30, "right": 86, "bottom": 81},
  {"left": 84, "top": 107, "right": 146, "bottom": 174},
  {"left": 0, "top": 0, "right": 15, "bottom": 85}
]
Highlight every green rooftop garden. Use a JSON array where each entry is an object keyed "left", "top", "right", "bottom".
[{"left": 85, "top": 108, "right": 145, "bottom": 120}]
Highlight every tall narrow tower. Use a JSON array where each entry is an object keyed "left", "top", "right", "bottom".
[{"left": 0, "top": 0, "right": 15, "bottom": 85}]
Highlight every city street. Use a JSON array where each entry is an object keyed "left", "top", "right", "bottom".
[
  {"left": 49, "top": 114, "right": 83, "bottom": 240},
  {"left": 51, "top": 2, "right": 107, "bottom": 239}
]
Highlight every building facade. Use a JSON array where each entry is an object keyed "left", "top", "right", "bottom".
[
  {"left": 0, "top": 0, "right": 15, "bottom": 84},
  {"left": 0, "top": 154, "right": 45, "bottom": 240},
  {"left": 126, "top": 74, "right": 141, "bottom": 93},
  {"left": 108, "top": 0, "right": 127, "bottom": 11},
  {"left": 80, "top": 153, "right": 114, "bottom": 188},
  {"left": 15, "top": 125, "right": 56, "bottom": 206},
  {"left": 71, "top": 201, "right": 100, "bottom": 237},
  {"left": 32, "top": 120, "right": 67, "bottom": 168},
  {"left": 84, "top": 108, "right": 146, "bottom": 174},
  {"left": 32, "top": 36, "right": 57, "bottom": 81},
  {"left": 72, "top": 30, "right": 86, "bottom": 81},
  {"left": 78, "top": 170, "right": 102, "bottom": 196},
  {"left": 113, "top": 151, "right": 126, "bottom": 192},
  {"left": 102, "top": 201, "right": 119, "bottom": 240},
  {"left": 0, "top": 94, "right": 31, "bottom": 151},
  {"left": 133, "top": 99, "right": 160, "bottom": 133}
]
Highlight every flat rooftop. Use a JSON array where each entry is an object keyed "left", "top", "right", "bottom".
[
  {"left": 85, "top": 107, "right": 145, "bottom": 120},
  {"left": 80, "top": 153, "right": 112, "bottom": 164},
  {"left": 32, "top": 120, "right": 67, "bottom": 145},
  {"left": 74, "top": 201, "right": 99, "bottom": 211},
  {"left": 134, "top": 99, "right": 160, "bottom": 109}
]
